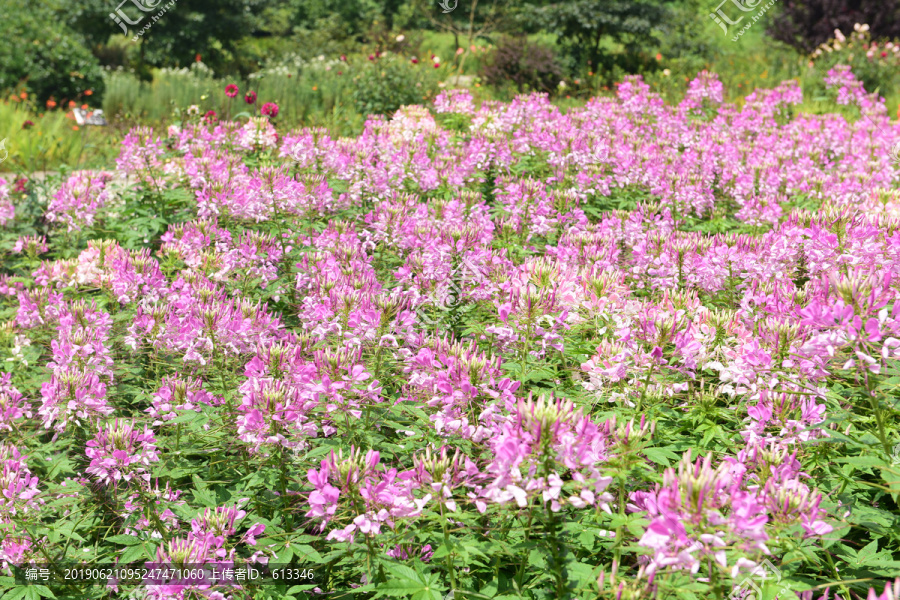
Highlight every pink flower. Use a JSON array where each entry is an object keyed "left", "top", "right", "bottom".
[
  {"left": 867, "top": 579, "right": 900, "bottom": 600},
  {"left": 0, "top": 374, "right": 30, "bottom": 432},
  {"left": 85, "top": 420, "right": 159, "bottom": 487},
  {"left": 261, "top": 102, "right": 279, "bottom": 118},
  {"left": 225, "top": 84, "right": 239, "bottom": 98},
  {"left": 12, "top": 235, "right": 48, "bottom": 255}
]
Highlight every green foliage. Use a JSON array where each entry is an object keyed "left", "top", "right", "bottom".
[
  {"left": 524, "top": 0, "right": 666, "bottom": 74},
  {"left": 0, "top": 1, "right": 104, "bottom": 105},
  {"left": 101, "top": 57, "right": 366, "bottom": 135},
  {"left": 55, "top": 0, "right": 269, "bottom": 79},
  {"left": 808, "top": 27, "right": 900, "bottom": 101},
  {"left": 351, "top": 55, "right": 440, "bottom": 116},
  {"left": 1, "top": 100, "right": 900, "bottom": 600}
]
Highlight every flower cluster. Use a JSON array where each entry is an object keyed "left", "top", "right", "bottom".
[{"left": 85, "top": 419, "right": 160, "bottom": 487}]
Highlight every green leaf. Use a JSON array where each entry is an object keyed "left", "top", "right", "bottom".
[
  {"left": 119, "top": 544, "right": 149, "bottom": 564},
  {"left": 291, "top": 545, "right": 322, "bottom": 563},
  {"left": 528, "top": 549, "right": 547, "bottom": 569},
  {"left": 374, "top": 564, "right": 443, "bottom": 599},
  {"left": 106, "top": 534, "right": 144, "bottom": 545},
  {"left": 0, "top": 588, "right": 28, "bottom": 600},
  {"left": 275, "top": 545, "right": 294, "bottom": 564},
  {"left": 32, "top": 587, "right": 54, "bottom": 599},
  {"left": 836, "top": 456, "right": 888, "bottom": 469},
  {"left": 191, "top": 487, "right": 217, "bottom": 508},
  {"left": 643, "top": 447, "right": 681, "bottom": 467},
  {"left": 577, "top": 530, "right": 594, "bottom": 551},
  {"left": 170, "top": 411, "right": 205, "bottom": 424}
]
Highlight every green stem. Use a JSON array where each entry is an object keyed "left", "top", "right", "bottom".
[{"left": 439, "top": 498, "right": 457, "bottom": 593}]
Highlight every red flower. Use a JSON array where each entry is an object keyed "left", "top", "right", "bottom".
[
  {"left": 340, "top": 54, "right": 347, "bottom": 62},
  {"left": 13, "top": 178, "right": 27, "bottom": 193},
  {"left": 434, "top": 63, "right": 440, "bottom": 68},
  {"left": 22, "top": 120, "right": 34, "bottom": 129},
  {"left": 411, "top": 57, "right": 418, "bottom": 64},
  {"left": 225, "top": 84, "right": 239, "bottom": 98},
  {"left": 202, "top": 110, "right": 218, "bottom": 123},
  {"left": 195, "top": 54, "right": 202, "bottom": 62},
  {"left": 368, "top": 54, "right": 375, "bottom": 61},
  {"left": 245, "top": 91, "right": 257, "bottom": 104},
  {"left": 260, "top": 102, "right": 279, "bottom": 118}
]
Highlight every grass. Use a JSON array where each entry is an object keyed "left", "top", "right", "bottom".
[{"left": 0, "top": 101, "right": 120, "bottom": 173}]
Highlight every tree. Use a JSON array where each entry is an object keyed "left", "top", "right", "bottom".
[
  {"left": 400, "top": 0, "right": 516, "bottom": 76},
  {"left": 523, "top": 0, "right": 666, "bottom": 73},
  {"left": 56, "top": 0, "right": 268, "bottom": 77},
  {"left": 0, "top": 0, "right": 105, "bottom": 104}
]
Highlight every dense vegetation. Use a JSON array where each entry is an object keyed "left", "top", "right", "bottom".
[
  {"left": 0, "top": 70, "right": 899, "bottom": 600},
  {"left": 2, "top": 2, "right": 900, "bottom": 599}
]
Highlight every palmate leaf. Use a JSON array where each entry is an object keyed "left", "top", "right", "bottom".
[{"left": 374, "top": 564, "right": 445, "bottom": 600}]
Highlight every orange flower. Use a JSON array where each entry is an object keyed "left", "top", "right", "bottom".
[
  {"left": 588, "top": 71, "right": 593, "bottom": 76},
  {"left": 46, "top": 100, "right": 57, "bottom": 109},
  {"left": 19, "top": 91, "right": 27, "bottom": 99},
  {"left": 656, "top": 53, "right": 662, "bottom": 61},
  {"left": 68, "top": 100, "right": 76, "bottom": 108},
  {"left": 72, "top": 125, "right": 79, "bottom": 131},
  {"left": 312, "top": 86, "right": 318, "bottom": 91},
  {"left": 84, "top": 90, "right": 93, "bottom": 96},
  {"left": 81, "top": 104, "right": 88, "bottom": 110}
]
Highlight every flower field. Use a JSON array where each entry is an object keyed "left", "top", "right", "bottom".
[{"left": 1, "top": 69, "right": 900, "bottom": 600}]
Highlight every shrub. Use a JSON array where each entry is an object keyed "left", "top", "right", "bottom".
[
  {"left": 808, "top": 24, "right": 900, "bottom": 100},
  {"left": 0, "top": 7, "right": 104, "bottom": 105},
  {"left": 481, "top": 36, "right": 563, "bottom": 94},
  {"left": 769, "top": 0, "right": 900, "bottom": 52},
  {"left": 351, "top": 54, "right": 440, "bottom": 116}
]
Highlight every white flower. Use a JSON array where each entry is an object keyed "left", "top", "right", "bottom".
[
  {"left": 663, "top": 69, "right": 671, "bottom": 76},
  {"left": 396, "top": 34, "right": 405, "bottom": 42},
  {"left": 187, "top": 105, "right": 199, "bottom": 115},
  {"left": 558, "top": 80, "right": 567, "bottom": 89}
]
